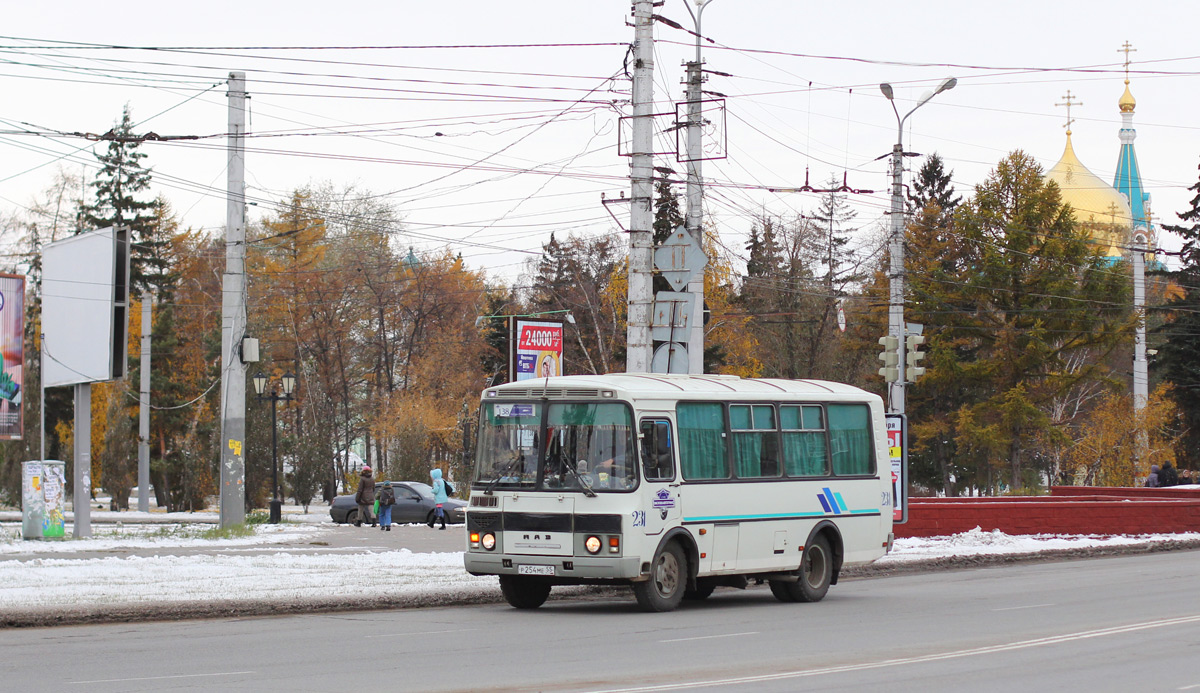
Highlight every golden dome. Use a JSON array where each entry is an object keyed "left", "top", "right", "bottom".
[
  {"left": 1119, "top": 81, "right": 1136, "bottom": 113},
  {"left": 1045, "top": 133, "right": 1132, "bottom": 256},
  {"left": 1046, "top": 134, "right": 1133, "bottom": 224}
]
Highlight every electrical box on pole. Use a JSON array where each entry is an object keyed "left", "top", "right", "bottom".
[{"left": 878, "top": 335, "right": 899, "bottom": 383}]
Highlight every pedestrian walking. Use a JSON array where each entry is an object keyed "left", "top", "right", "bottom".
[
  {"left": 428, "top": 468, "right": 448, "bottom": 530},
  {"left": 377, "top": 481, "right": 395, "bottom": 531},
  {"left": 355, "top": 466, "right": 376, "bottom": 527},
  {"left": 1145, "top": 465, "right": 1160, "bottom": 488}
]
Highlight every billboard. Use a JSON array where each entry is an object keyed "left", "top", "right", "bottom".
[
  {"left": 511, "top": 319, "right": 564, "bottom": 381},
  {"left": 0, "top": 274, "right": 24, "bottom": 439},
  {"left": 42, "top": 226, "right": 130, "bottom": 387}
]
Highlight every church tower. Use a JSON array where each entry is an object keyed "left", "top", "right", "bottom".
[{"left": 1113, "top": 41, "right": 1153, "bottom": 242}]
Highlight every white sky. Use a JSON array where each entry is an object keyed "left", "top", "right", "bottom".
[{"left": 2, "top": 1, "right": 1197, "bottom": 285}]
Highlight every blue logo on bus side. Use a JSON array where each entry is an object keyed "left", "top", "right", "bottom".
[
  {"left": 652, "top": 487, "right": 675, "bottom": 510},
  {"left": 817, "top": 487, "right": 846, "bottom": 515}
]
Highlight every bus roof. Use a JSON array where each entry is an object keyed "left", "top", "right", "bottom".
[{"left": 483, "top": 373, "right": 879, "bottom": 402}]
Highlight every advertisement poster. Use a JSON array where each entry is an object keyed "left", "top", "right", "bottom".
[
  {"left": 0, "top": 274, "right": 24, "bottom": 440},
  {"left": 886, "top": 414, "right": 907, "bottom": 524},
  {"left": 22, "top": 460, "right": 66, "bottom": 539},
  {"left": 512, "top": 319, "right": 564, "bottom": 381}
]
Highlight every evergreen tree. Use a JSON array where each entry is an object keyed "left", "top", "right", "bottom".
[
  {"left": 911, "top": 151, "right": 1133, "bottom": 491},
  {"left": 652, "top": 179, "right": 684, "bottom": 248},
  {"left": 1154, "top": 160, "right": 1200, "bottom": 463},
  {"left": 907, "top": 153, "right": 962, "bottom": 222},
  {"left": 812, "top": 176, "right": 861, "bottom": 289},
  {"left": 79, "top": 106, "right": 171, "bottom": 294}
]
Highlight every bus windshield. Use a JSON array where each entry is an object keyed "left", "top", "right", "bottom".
[{"left": 474, "top": 401, "right": 638, "bottom": 492}]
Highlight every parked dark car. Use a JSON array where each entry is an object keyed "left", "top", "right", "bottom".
[{"left": 329, "top": 481, "right": 467, "bottom": 525}]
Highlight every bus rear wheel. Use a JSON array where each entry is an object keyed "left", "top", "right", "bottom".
[
  {"left": 499, "top": 575, "right": 551, "bottom": 609},
  {"left": 770, "top": 534, "right": 832, "bottom": 603},
  {"left": 633, "top": 542, "right": 687, "bottom": 612}
]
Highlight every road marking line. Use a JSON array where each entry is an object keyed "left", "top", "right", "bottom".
[
  {"left": 367, "top": 628, "right": 476, "bottom": 639},
  {"left": 72, "top": 671, "right": 254, "bottom": 684},
  {"left": 992, "top": 603, "right": 1054, "bottom": 611},
  {"left": 659, "top": 632, "right": 757, "bottom": 643},
  {"left": 585, "top": 613, "right": 1200, "bottom": 693}
]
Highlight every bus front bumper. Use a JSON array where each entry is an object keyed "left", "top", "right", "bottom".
[{"left": 465, "top": 552, "right": 643, "bottom": 581}]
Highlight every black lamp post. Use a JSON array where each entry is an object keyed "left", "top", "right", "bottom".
[{"left": 253, "top": 371, "right": 296, "bottom": 524}]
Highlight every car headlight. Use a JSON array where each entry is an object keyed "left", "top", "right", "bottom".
[
  {"left": 481, "top": 532, "right": 497, "bottom": 551},
  {"left": 585, "top": 535, "right": 602, "bottom": 555}
]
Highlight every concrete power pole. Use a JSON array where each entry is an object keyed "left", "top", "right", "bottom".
[
  {"left": 683, "top": 0, "right": 713, "bottom": 374},
  {"left": 219, "top": 72, "right": 248, "bottom": 528},
  {"left": 137, "top": 291, "right": 151, "bottom": 513},
  {"left": 73, "top": 384, "right": 91, "bottom": 537},
  {"left": 626, "top": 0, "right": 655, "bottom": 373}
]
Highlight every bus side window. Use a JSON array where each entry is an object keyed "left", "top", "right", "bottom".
[{"left": 641, "top": 420, "right": 675, "bottom": 482}]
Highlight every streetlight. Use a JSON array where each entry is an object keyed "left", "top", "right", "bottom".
[
  {"left": 879, "top": 76, "right": 956, "bottom": 415},
  {"left": 252, "top": 370, "right": 296, "bottom": 524}
]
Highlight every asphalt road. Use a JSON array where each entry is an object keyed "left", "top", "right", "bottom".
[{"left": 2, "top": 550, "right": 1197, "bottom": 692}]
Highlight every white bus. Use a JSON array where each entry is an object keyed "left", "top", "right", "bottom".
[{"left": 463, "top": 374, "right": 894, "bottom": 612}]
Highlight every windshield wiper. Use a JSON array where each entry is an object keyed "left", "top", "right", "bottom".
[
  {"left": 484, "top": 454, "right": 525, "bottom": 495},
  {"left": 562, "top": 459, "right": 597, "bottom": 498}
]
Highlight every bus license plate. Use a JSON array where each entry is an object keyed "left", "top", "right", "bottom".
[{"left": 517, "top": 564, "right": 555, "bottom": 576}]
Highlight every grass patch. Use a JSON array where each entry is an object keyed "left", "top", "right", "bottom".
[{"left": 198, "top": 523, "right": 256, "bottom": 540}]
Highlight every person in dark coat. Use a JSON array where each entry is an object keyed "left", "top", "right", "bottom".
[
  {"left": 1159, "top": 462, "right": 1180, "bottom": 487},
  {"left": 354, "top": 466, "right": 376, "bottom": 527},
  {"left": 377, "top": 481, "right": 396, "bottom": 531},
  {"left": 1145, "top": 465, "right": 1160, "bottom": 488}
]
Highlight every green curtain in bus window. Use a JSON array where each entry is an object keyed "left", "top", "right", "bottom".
[
  {"left": 733, "top": 433, "right": 764, "bottom": 477},
  {"left": 678, "top": 402, "right": 728, "bottom": 480},
  {"left": 547, "top": 403, "right": 630, "bottom": 427},
  {"left": 828, "top": 404, "right": 872, "bottom": 475},
  {"left": 783, "top": 431, "right": 827, "bottom": 476}
]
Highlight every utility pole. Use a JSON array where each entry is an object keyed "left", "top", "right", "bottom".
[
  {"left": 878, "top": 78, "right": 956, "bottom": 415},
  {"left": 72, "top": 383, "right": 90, "bottom": 537},
  {"left": 219, "top": 72, "right": 247, "bottom": 528},
  {"left": 1132, "top": 230, "right": 1148, "bottom": 408},
  {"left": 137, "top": 291, "right": 151, "bottom": 513},
  {"left": 626, "top": 0, "right": 655, "bottom": 373},
  {"left": 683, "top": 0, "right": 714, "bottom": 374}
]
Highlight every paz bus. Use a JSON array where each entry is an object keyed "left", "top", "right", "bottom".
[{"left": 463, "top": 373, "right": 894, "bottom": 612}]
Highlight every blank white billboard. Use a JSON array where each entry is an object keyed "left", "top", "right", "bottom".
[{"left": 42, "top": 227, "right": 130, "bottom": 388}]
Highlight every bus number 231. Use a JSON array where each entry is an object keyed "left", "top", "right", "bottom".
[{"left": 631, "top": 510, "right": 646, "bottom": 527}]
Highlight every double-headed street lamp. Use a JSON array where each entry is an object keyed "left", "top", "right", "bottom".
[
  {"left": 879, "top": 77, "right": 956, "bottom": 416},
  {"left": 252, "top": 370, "right": 296, "bottom": 524}
]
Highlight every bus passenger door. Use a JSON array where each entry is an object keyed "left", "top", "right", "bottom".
[{"left": 638, "top": 418, "right": 679, "bottom": 536}]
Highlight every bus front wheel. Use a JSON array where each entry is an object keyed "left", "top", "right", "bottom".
[
  {"left": 770, "top": 534, "right": 832, "bottom": 603},
  {"left": 633, "top": 542, "right": 687, "bottom": 612},
  {"left": 499, "top": 575, "right": 551, "bottom": 609}
]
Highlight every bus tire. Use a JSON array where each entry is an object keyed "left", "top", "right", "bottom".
[
  {"left": 684, "top": 578, "right": 716, "bottom": 601},
  {"left": 770, "top": 534, "right": 832, "bottom": 603},
  {"left": 498, "top": 575, "right": 551, "bottom": 609},
  {"left": 633, "top": 542, "right": 687, "bottom": 612}
]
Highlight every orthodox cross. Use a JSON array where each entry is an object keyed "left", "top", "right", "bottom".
[
  {"left": 1056, "top": 90, "right": 1082, "bottom": 135},
  {"left": 1118, "top": 41, "right": 1137, "bottom": 82}
]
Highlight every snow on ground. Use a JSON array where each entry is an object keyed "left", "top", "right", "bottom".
[
  {"left": 877, "top": 527, "right": 1200, "bottom": 563},
  {"left": 0, "top": 521, "right": 325, "bottom": 555},
  {"left": 0, "top": 525, "right": 1196, "bottom": 614}
]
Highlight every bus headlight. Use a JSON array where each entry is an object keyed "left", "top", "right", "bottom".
[
  {"left": 585, "top": 535, "right": 602, "bottom": 554},
  {"left": 481, "top": 532, "right": 497, "bottom": 551}
]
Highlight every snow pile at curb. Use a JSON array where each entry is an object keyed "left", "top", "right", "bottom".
[
  {"left": 877, "top": 527, "right": 1200, "bottom": 563},
  {"left": 0, "top": 549, "right": 486, "bottom": 612},
  {"left": 0, "top": 523, "right": 325, "bottom": 555}
]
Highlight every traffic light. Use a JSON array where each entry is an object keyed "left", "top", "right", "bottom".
[
  {"left": 878, "top": 335, "right": 899, "bottom": 382},
  {"left": 906, "top": 334, "right": 926, "bottom": 379}
]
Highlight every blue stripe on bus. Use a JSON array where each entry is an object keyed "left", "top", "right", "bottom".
[
  {"left": 834, "top": 491, "right": 849, "bottom": 513},
  {"left": 682, "top": 511, "right": 881, "bottom": 523},
  {"left": 822, "top": 487, "right": 842, "bottom": 514},
  {"left": 817, "top": 494, "right": 832, "bottom": 513}
]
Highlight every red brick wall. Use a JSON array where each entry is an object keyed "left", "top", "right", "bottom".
[{"left": 895, "top": 488, "right": 1200, "bottom": 538}]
